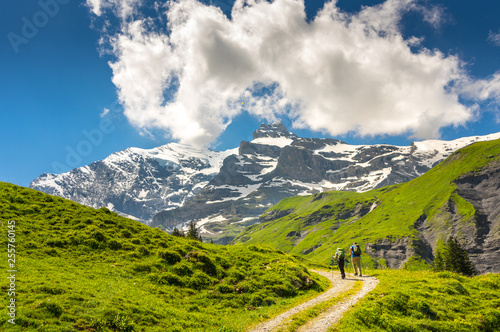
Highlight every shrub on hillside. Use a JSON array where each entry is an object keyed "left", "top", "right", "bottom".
[
  {"left": 173, "top": 261, "right": 194, "bottom": 276},
  {"left": 43, "top": 248, "right": 59, "bottom": 256},
  {"left": 108, "top": 239, "right": 122, "bottom": 250},
  {"left": 187, "top": 270, "right": 217, "bottom": 289},
  {"left": 86, "top": 239, "right": 102, "bottom": 250},
  {"left": 135, "top": 245, "right": 150, "bottom": 256},
  {"left": 157, "top": 249, "right": 182, "bottom": 264},
  {"left": 121, "top": 230, "right": 132, "bottom": 238},
  {"left": 216, "top": 283, "right": 234, "bottom": 294},
  {"left": 45, "top": 238, "right": 67, "bottom": 248},
  {"left": 132, "top": 263, "right": 152, "bottom": 273},
  {"left": 39, "top": 301, "right": 63, "bottom": 318},
  {"left": 185, "top": 251, "right": 217, "bottom": 276}
]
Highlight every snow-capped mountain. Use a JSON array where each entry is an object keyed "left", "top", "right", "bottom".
[
  {"left": 31, "top": 121, "right": 500, "bottom": 240},
  {"left": 151, "top": 123, "right": 500, "bottom": 241},
  {"left": 30, "top": 144, "right": 237, "bottom": 222}
]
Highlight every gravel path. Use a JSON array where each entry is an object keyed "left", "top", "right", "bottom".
[
  {"left": 297, "top": 272, "right": 379, "bottom": 332},
  {"left": 247, "top": 270, "right": 378, "bottom": 332}
]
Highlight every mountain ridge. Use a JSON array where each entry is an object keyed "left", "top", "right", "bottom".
[
  {"left": 232, "top": 138, "right": 500, "bottom": 273},
  {"left": 30, "top": 143, "right": 238, "bottom": 222},
  {"left": 30, "top": 122, "right": 500, "bottom": 243},
  {"left": 152, "top": 124, "right": 500, "bottom": 242}
]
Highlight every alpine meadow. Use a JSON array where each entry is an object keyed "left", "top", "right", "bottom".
[
  {"left": 3, "top": 0, "right": 500, "bottom": 330},
  {"left": 1, "top": 138, "right": 499, "bottom": 331},
  {"left": 0, "top": 182, "right": 329, "bottom": 331}
]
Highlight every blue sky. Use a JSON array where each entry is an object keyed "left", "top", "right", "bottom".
[{"left": 1, "top": 0, "right": 500, "bottom": 187}]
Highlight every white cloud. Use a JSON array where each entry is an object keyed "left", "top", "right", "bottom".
[
  {"left": 90, "top": 0, "right": 493, "bottom": 146},
  {"left": 86, "top": 0, "right": 141, "bottom": 19},
  {"left": 460, "top": 73, "right": 500, "bottom": 105},
  {"left": 414, "top": 3, "right": 446, "bottom": 28},
  {"left": 488, "top": 30, "right": 500, "bottom": 47},
  {"left": 86, "top": 0, "right": 103, "bottom": 16},
  {"left": 100, "top": 108, "right": 110, "bottom": 117}
]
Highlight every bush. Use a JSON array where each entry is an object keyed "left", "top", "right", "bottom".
[
  {"left": 133, "top": 263, "right": 152, "bottom": 273},
  {"left": 173, "top": 261, "right": 194, "bottom": 276},
  {"left": 108, "top": 239, "right": 122, "bottom": 250},
  {"left": 270, "top": 282, "right": 297, "bottom": 297},
  {"left": 25, "top": 241, "right": 38, "bottom": 249},
  {"left": 187, "top": 271, "right": 217, "bottom": 290},
  {"left": 86, "top": 239, "right": 102, "bottom": 250},
  {"left": 40, "top": 301, "right": 64, "bottom": 318},
  {"left": 43, "top": 248, "right": 59, "bottom": 256},
  {"left": 158, "top": 249, "right": 182, "bottom": 264},
  {"left": 37, "top": 286, "right": 65, "bottom": 295},
  {"left": 250, "top": 292, "right": 275, "bottom": 306},
  {"left": 91, "top": 312, "right": 135, "bottom": 332},
  {"left": 133, "top": 245, "right": 150, "bottom": 257},
  {"left": 186, "top": 251, "right": 217, "bottom": 276},
  {"left": 227, "top": 269, "right": 245, "bottom": 283},
  {"left": 103, "top": 218, "right": 116, "bottom": 225},
  {"left": 155, "top": 272, "right": 184, "bottom": 286},
  {"left": 216, "top": 283, "right": 234, "bottom": 294},
  {"left": 384, "top": 292, "right": 410, "bottom": 314},
  {"left": 45, "top": 238, "right": 67, "bottom": 248},
  {"left": 98, "top": 207, "right": 112, "bottom": 214},
  {"left": 415, "top": 301, "right": 437, "bottom": 320}
]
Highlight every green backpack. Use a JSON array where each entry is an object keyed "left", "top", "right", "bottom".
[
  {"left": 336, "top": 248, "right": 345, "bottom": 259},
  {"left": 353, "top": 244, "right": 362, "bottom": 255}
]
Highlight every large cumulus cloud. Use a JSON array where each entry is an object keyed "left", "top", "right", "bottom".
[{"left": 87, "top": 0, "right": 497, "bottom": 146}]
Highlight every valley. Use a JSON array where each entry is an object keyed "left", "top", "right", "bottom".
[{"left": 7, "top": 125, "right": 500, "bottom": 331}]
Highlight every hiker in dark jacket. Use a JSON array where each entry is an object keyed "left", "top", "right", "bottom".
[
  {"left": 334, "top": 248, "right": 346, "bottom": 279},
  {"left": 350, "top": 242, "right": 362, "bottom": 277}
]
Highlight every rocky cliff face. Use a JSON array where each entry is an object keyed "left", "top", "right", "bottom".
[
  {"left": 152, "top": 123, "right": 500, "bottom": 242},
  {"left": 414, "top": 160, "right": 500, "bottom": 273},
  {"left": 30, "top": 144, "right": 237, "bottom": 222},
  {"left": 453, "top": 167, "right": 500, "bottom": 273},
  {"left": 359, "top": 159, "right": 500, "bottom": 273}
]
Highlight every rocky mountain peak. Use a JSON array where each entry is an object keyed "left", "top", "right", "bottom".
[{"left": 252, "top": 121, "right": 298, "bottom": 140}]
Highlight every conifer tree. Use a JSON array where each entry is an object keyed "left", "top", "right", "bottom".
[
  {"left": 433, "top": 236, "right": 477, "bottom": 276},
  {"left": 171, "top": 227, "right": 184, "bottom": 237},
  {"left": 433, "top": 248, "right": 444, "bottom": 271},
  {"left": 186, "top": 221, "right": 201, "bottom": 241}
]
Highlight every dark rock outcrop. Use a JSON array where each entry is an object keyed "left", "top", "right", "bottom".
[{"left": 366, "top": 160, "right": 500, "bottom": 273}]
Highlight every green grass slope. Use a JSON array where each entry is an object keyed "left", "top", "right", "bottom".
[
  {"left": 0, "top": 182, "right": 328, "bottom": 331},
  {"left": 233, "top": 139, "right": 500, "bottom": 267},
  {"left": 332, "top": 270, "right": 500, "bottom": 332}
]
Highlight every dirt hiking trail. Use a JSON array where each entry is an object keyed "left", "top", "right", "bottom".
[{"left": 247, "top": 270, "right": 379, "bottom": 332}]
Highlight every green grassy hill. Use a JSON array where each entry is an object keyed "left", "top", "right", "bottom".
[
  {"left": 0, "top": 182, "right": 328, "bottom": 331},
  {"left": 233, "top": 139, "right": 500, "bottom": 270},
  {"left": 332, "top": 270, "right": 500, "bottom": 332}
]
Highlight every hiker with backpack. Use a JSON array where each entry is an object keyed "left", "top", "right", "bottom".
[
  {"left": 350, "top": 242, "right": 362, "bottom": 277},
  {"left": 333, "top": 248, "right": 346, "bottom": 279}
]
